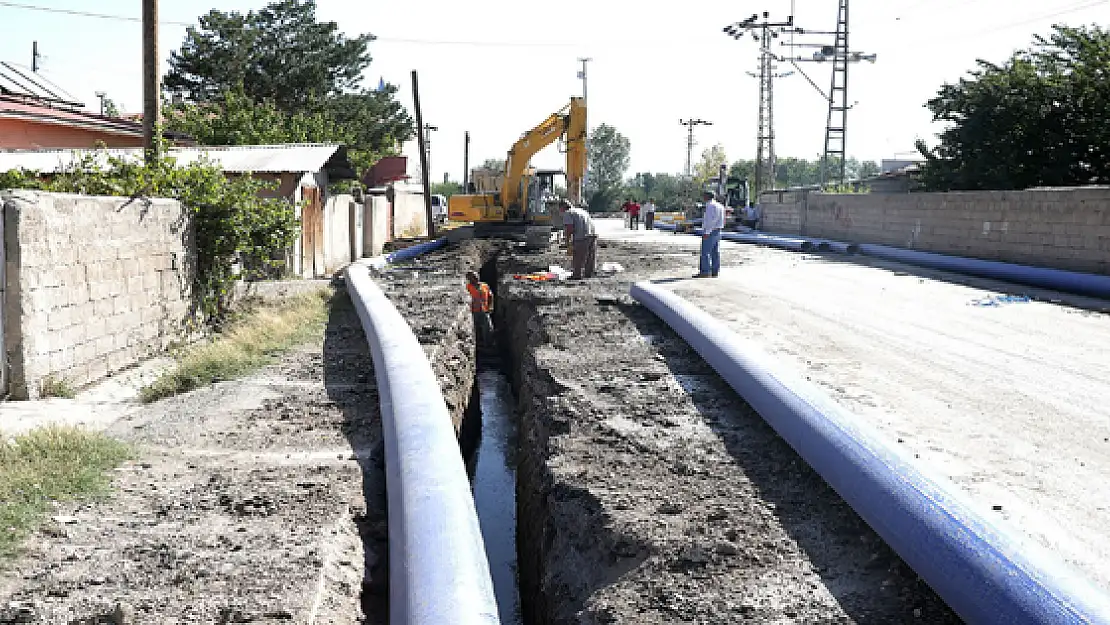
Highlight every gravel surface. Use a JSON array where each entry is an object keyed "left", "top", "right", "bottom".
[
  {"left": 624, "top": 223, "right": 1110, "bottom": 594},
  {"left": 495, "top": 229, "right": 960, "bottom": 624}
]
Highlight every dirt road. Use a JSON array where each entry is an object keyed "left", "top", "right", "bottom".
[
  {"left": 0, "top": 291, "right": 386, "bottom": 624},
  {"left": 600, "top": 219, "right": 1110, "bottom": 592}
]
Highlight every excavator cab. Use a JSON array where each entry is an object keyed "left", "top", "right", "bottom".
[{"left": 446, "top": 97, "right": 586, "bottom": 249}]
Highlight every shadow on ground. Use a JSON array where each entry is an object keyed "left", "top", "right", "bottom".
[
  {"left": 615, "top": 301, "right": 965, "bottom": 624},
  {"left": 323, "top": 289, "right": 390, "bottom": 624}
]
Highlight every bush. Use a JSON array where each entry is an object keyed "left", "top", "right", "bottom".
[{"left": 0, "top": 137, "right": 300, "bottom": 320}]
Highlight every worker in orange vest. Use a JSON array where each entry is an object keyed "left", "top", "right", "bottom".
[{"left": 466, "top": 271, "right": 494, "bottom": 347}]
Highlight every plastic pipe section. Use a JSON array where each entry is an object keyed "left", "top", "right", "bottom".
[
  {"left": 345, "top": 264, "right": 500, "bottom": 625},
  {"left": 722, "top": 231, "right": 818, "bottom": 253},
  {"left": 859, "top": 243, "right": 1110, "bottom": 300},
  {"left": 630, "top": 280, "right": 1110, "bottom": 625},
  {"left": 385, "top": 236, "right": 449, "bottom": 264}
]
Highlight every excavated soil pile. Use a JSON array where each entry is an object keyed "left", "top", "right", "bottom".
[{"left": 496, "top": 239, "right": 961, "bottom": 624}]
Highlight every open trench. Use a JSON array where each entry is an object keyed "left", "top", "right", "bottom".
[{"left": 377, "top": 239, "right": 962, "bottom": 624}]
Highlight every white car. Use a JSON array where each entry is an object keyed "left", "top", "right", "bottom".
[{"left": 430, "top": 194, "right": 449, "bottom": 224}]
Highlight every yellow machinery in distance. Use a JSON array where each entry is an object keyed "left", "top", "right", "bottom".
[{"left": 448, "top": 97, "right": 586, "bottom": 246}]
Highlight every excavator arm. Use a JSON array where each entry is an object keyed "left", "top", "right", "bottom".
[{"left": 502, "top": 96, "right": 587, "bottom": 211}]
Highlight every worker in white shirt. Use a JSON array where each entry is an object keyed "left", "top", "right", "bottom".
[
  {"left": 695, "top": 191, "right": 726, "bottom": 278},
  {"left": 643, "top": 197, "right": 657, "bottom": 230}
]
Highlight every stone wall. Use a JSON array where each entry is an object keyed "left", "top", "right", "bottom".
[
  {"left": 2, "top": 190, "right": 195, "bottom": 399},
  {"left": 758, "top": 187, "right": 1110, "bottom": 274}
]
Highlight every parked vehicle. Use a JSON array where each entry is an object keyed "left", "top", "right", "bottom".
[{"left": 430, "top": 194, "right": 449, "bottom": 224}]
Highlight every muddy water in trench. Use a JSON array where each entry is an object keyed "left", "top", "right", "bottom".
[{"left": 466, "top": 353, "right": 523, "bottom": 625}]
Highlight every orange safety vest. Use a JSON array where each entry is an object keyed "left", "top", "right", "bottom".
[{"left": 467, "top": 282, "right": 492, "bottom": 313}]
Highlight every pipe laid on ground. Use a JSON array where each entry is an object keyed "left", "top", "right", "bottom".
[
  {"left": 630, "top": 280, "right": 1110, "bottom": 625},
  {"left": 345, "top": 264, "right": 499, "bottom": 625},
  {"left": 859, "top": 243, "right": 1110, "bottom": 300},
  {"left": 722, "top": 231, "right": 818, "bottom": 252},
  {"left": 385, "top": 236, "right": 449, "bottom": 264}
]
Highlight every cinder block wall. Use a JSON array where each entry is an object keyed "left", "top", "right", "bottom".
[
  {"left": 2, "top": 190, "right": 196, "bottom": 399},
  {"left": 759, "top": 188, "right": 1110, "bottom": 274}
]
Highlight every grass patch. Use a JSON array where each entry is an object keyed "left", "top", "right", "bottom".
[
  {"left": 0, "top": 426, "right": 130, "bottom": 559},
  {"left": 39, "top": 376, "right": 76, "bottom": 399},
  {"left": 139, "top": 290, "right": 330, "bottom": 403}
]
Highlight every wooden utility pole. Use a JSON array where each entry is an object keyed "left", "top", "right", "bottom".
[
  {"left": 411, "top": 70, "right": 435, "bottom": 238},
  {"left": 32, "top": 42, "right": 40, "bottom": 72},
  {"left": 142, "top": 0, "right": 160, "bottom": 162}
]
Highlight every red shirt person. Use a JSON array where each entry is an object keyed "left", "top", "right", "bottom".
[{"left": 622, "top": 199, "right": 642, "bottom": 229}]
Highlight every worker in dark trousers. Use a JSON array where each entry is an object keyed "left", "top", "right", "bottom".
[
  {"left": 560, "top": 200, "right": 598, "bottom": 279},
  {"left": 466, "top": 271, "right": 494, "bottom": 347}
]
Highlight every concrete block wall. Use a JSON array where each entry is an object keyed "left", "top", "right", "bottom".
[
  {"left": 759, "top": 188, "right": 1110, "bottom": 275},
  {"left": 759, "top": 190, "right": 806, "bottom": 233},
  {"left": 2, "top": 190, "right": 196, "bottom": 399}
]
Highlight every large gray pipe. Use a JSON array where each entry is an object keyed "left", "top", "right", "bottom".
[
  {"left": 631, "top": 280, "right": 1110, "bottom": 624},
  {"left": 345, "top": 263, "right": 499, "bottom": 625}
]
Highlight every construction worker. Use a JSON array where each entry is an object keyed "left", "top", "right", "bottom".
[
  {"left": 695, "top": 191, "right": 725, "bottom": 278},
  {"left": 559, "top": 200, "right": 598, "bottom": 279},
  {"left": 466, "top": 271, "right": 495, "bottom": 346},
  {"left": 643, "top": 197, "right": 657, "bottom": 230}
]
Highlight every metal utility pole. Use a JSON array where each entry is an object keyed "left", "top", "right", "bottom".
[
  {"left": 32, "top": 41, "right": 40, "bottom": 72},
  {"left": 781, "top": 0, "right": 876, "bottom": 187},
  {"left": 142, "top": 0, "right": 160, "bottom": 162},
  {"left": 95, "top": 92, "right": 107, "bottom": 116},
  {"left": 724, "top": 11, "right": 794, "bottom": 196},
  {"left": 411, "top": 71, "right": 435, "bottom": 238},
  {"left": 577, "top": 57, "right": 592, "bottom": 198},
  {"left": 679, "top": 118, "right": 712, "bottom": 178},
  {"left": 463, "top": 131, "right": 470, "bottom": 191},
  {"left": 422, "top": 123, "right": 438, "bottom": 183}
]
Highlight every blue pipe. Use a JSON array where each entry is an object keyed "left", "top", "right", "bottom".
[
  {"left": 722, "top": 231, "right": 818, "bottom": 252},
  {"left": 859, "top": 243, "right": 1110, "bottom": 300},
  {"left": 385, "top": 236, "right": 449, "bottom": 264},
  {"left": 630, "top": 280, "right": 1110, "bottom": 625},
  {"left": 345, "top": 264, "right": 500, "bottom": 625}
]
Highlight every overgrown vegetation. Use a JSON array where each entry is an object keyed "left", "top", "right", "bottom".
[
  {"left": 39, "top": 377, "right": 76, "bottom": 399},
  {"left": 916, "top": 25, "right": 1110, "bottom": 191},
  {"left": 0, "top": 427, "right": 131, "bottom": 559},
  {"left": 139, "top": 290, "right": 329, "bottom": 402},
  {"left": 0, "top": 140, "right": 300, "bottom": 319}
]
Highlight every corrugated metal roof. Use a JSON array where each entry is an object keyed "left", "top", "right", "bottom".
[
  {"left": 0, "top": 62, "right": 83, "bottom": 107},
  {"left": 0, "top": 143, "right": 350, "bottom": 175}
]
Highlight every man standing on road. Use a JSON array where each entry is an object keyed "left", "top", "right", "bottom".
[
  {"left": 643, "top": 197, "right": 657, "bottom": 230},
  {"left": 695, "top": 191, "right": 725, "bottom": 278},
  {"left": 560, "top": 200, "right": 598, "bottom": 280},
  {"left": 466, "top": 271, "right": 495, "bottom": 347}
]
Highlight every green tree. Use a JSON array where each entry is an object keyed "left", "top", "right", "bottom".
[
  {"left": 728, "top": 159, "right": 755, "bottom": 185},
  {"left": 165, "top": 89, "right": 409, "bottom": 174},
  {"left": 163, "top": 0, "right": 412, "bottom": 174},
  {"left": 916, "top": 25, "right": 1110, "bottom": 191},
  {"left": 102, "top": 98, "right": 121, "bottom": 118},
  {"left": 694, "top": 144, "right": 727, "bottom": 185},
  {"left": 166, "top": 0, "right": 371, "bottom": 111},
  {"left": 431, "top": 181, "right": 462, "bottom": 197},
  {"left": 585, "top": 124, "right": 630, "bottom": 212}
]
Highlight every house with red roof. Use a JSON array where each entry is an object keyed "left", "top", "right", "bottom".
[{"left": 0, "top": 61, "right": 190, "bottom": 149}]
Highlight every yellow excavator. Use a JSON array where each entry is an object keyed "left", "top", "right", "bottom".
[{"left": 448, "top": 97, "right": 586, "bottom": 248}]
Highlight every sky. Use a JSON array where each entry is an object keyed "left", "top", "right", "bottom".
[{"left": 1, "top": 0, "right": 1108, "bottom": 183}]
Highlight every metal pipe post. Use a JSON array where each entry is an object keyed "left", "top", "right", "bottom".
[{"left": 411, "top": 71, "right": 436, "bottom": 239}]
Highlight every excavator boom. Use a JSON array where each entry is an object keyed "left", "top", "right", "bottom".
[{"left": 448, "top": 97, "right": 587, "bottom": 231}]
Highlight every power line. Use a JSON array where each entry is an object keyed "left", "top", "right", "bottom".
[
  {"left": 949, "top": 0, "right": 1108, "bottom": 39},
  {"left": 0, "top": 1, "right": 191, "bottom": 25}
]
